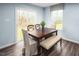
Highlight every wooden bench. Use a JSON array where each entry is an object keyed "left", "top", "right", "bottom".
[{"left": 40, "top": 35, "right": 62, "bottom": 55}]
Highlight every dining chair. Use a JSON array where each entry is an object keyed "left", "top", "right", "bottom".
[
  {"left": 35, "top": 24, "right": 41, "bottom": 30},
  {"left": 40, "top": 35, "right": 62, "bottom": 55},
  {"left": 27, "top": 25, "right": 34, "bottom": 31},
  {"left": 22, "top": 29, "right": 37, "bottom": 56}
]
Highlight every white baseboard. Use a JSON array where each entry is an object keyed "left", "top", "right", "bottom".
[
  {"left": 0, "top": 42, "right": 17, "bottom": 50},
  {"left": 62, "top": 37, "right": 79, "bottom": 44}
]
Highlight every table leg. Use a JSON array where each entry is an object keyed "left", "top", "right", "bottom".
[
  {"left": 37, "top": 40, "right": 41, "bottom": 55},
  {"left": 56, "top": 31, "right": 58, "bottom": 35},
  {"left": 60, "top": 38, "right": 62, "bottom": 52}
]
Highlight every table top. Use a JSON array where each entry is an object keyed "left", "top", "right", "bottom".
[{"left": 28, "top": 28, "right": 57, "bottom": 39}]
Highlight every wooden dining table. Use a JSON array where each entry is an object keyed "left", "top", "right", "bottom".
[{"left": 28, "top": 28, "right": 58, "bottom": 55}]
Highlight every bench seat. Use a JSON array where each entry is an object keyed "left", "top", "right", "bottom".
[{"left": 40, "top": 36, "right": 61, "bottom": 50}]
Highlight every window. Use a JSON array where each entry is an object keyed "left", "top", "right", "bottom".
[
  {"left": 17, "top": 9, "right": 37, "bottom": 28},
  {"left": 50, "top": 4, "right": 63, "bottom": 30}
]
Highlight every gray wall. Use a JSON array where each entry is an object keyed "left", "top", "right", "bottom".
[
  {"left": 44, "top": 7, "right": 51, "bottom": 27},
  {"left": 63, "top": 3, "right": 79, "bottom": 42},
  {"left": 0, "top": 3, "right": 44, "bottom": 49},
  {"left": 0, "top": 4, "right": 16, "bottom": 48}
]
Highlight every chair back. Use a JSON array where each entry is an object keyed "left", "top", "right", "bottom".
[
  {"left": 22, "top": 29, "right": 30, "bottom": 56},
  {"left": 27, "top": 25, "right": 34, "bottom": 31},
  {"left": 35, "top": 24, "right": 41, "bottom": 30}
]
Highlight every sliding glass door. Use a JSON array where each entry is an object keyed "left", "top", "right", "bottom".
[{"left": 16, "top": 8, "right": 37, "bottom": 42}]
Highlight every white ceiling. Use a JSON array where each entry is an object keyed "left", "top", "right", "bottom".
[{"left": 31, "top": 3, "right": 59, "bottom": 7}]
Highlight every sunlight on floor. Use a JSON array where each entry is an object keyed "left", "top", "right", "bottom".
[{"left": 17, "top": 27, "right": 23, "bottom": 41}]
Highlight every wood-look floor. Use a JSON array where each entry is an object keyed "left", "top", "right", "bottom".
[{"left": 0, "top": 39, "right": 79, "bottom": 56}]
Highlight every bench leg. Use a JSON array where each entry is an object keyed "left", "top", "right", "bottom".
[
  {"left": 60, "top": 39, "right": 62, "bottom": 52},
  {"left": 40, "top": 47, "right": 45, "bottom": 56},
  {"left": 22, "top": 48, "right": 25, "bottom": 56}
]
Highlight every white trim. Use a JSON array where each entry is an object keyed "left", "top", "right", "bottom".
[
  {"left": 0, "top": 42, "right": 17, "bottom": 50},
  {"left": 62, "top": 36, "right": 79, "bottom": 44}
]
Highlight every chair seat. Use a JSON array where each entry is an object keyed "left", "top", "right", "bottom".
[{"left": 40, "top": 36, "right": 61, "bottom": 50}]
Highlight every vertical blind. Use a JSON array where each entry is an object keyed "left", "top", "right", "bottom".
[
  {"left": 16, "top": 8, "right": 37, "bottom": 41},
  {"left": 50, "top": 4, "right": 64, "bottom": 30}
]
